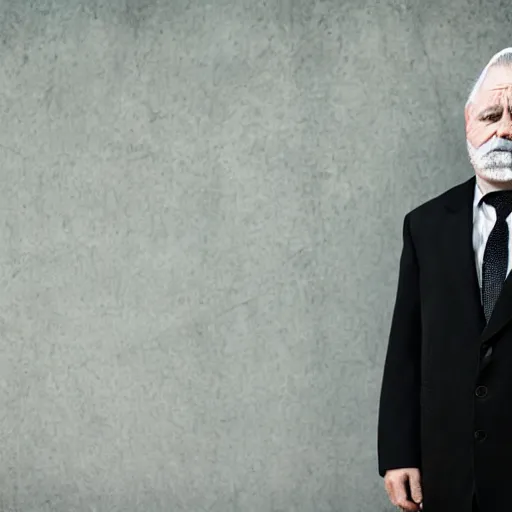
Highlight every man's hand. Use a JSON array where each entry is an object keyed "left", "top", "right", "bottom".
[{"left": 384, "top": 468, "right": 423, "bottom": 511}]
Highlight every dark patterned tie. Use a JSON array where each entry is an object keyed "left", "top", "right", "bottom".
[{"left": 481, "top": 190, "right": 512, "bottom": 322}]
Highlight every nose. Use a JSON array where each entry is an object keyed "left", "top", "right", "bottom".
[{"left": 496, "top": 108, "right": 512, "bottom": 140}]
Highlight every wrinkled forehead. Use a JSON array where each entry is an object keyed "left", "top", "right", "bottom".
[{"left": 471, "top": 65, "right": 512, "bottom": 108}]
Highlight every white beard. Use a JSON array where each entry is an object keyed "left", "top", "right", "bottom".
[{"left": 467, "top": 139, "right": 512, "bottom": 182}]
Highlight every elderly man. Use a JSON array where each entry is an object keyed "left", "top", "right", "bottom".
[{"left": 378, "top": 48, "right": 512, "bottom": 512}]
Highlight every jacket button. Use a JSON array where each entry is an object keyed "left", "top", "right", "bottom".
[
  {"left": 474, "top": 430, "right": 487, "bottom": 441},
  {"left": 475, "top": 386, "right": 488, "bottom": 397}
]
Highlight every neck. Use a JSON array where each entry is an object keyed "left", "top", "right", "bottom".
[{"left": 476, "top": 174, "right": 512, "bottom": 194}]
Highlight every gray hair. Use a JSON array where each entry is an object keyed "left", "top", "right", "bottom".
[{"left": 466, "top": 48, "right": 512, "bottom": 108}]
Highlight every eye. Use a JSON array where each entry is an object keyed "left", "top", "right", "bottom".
[{"left": 481, "top": 113, "right": 501, "bottom": 122}]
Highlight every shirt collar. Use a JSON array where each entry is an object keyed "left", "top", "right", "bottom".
[
  {"left": 474, "top": 181, "right": 484, "bottom": 208},
  {"left": 474, "top": 181, "right": 512, "bottom": 207}
]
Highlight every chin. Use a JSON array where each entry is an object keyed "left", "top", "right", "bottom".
[{"left": 476, "top": 168, "right": 512, "bottom": 183}]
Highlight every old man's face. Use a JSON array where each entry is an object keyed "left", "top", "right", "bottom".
[{"left": 466, "top": 65, "right": 512, "bottom": 183}]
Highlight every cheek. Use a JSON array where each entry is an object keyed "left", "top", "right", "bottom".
[{"left": 466, "top": 119, "right": 495, "bottom": 147}]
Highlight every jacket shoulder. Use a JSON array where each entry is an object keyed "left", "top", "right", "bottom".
[{"left": 407, "top": 177, "right": 474, "bottom": 224}]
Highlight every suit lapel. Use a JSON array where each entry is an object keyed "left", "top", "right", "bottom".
[
  {"left": 442, "top": 176, "right": 486, "bottom": 341},
  {"left": 443, "top": 175, "right": 512, "bottom": 344},
  {"left": 481, "top": 258, "right": 512, "bottom": 343}
]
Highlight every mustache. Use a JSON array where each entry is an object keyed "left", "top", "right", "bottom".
[{"left": 475, "top": 137, "right": 512, "bottom": 156}]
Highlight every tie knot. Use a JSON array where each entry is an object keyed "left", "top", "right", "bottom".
[{"left": 481, "top": 190, "right": 512, "bottom": 219}]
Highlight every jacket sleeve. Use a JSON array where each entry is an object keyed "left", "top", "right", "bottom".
[{"left": 377, "top": 212, "right": 422, "bottom": 477}]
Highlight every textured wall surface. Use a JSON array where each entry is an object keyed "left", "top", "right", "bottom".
[{"left": 0, "top": 0, "right": 509, "bottom": 510}]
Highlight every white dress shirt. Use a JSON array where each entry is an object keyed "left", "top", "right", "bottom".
[{"left": 473, "top": 182, "right": 512, "bottom": 298}]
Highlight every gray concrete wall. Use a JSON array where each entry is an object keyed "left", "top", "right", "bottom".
[{"left": 0, "top": 0, "right": 507, "bottom": 510}]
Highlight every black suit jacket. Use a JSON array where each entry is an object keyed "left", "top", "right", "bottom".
[{"left": 378, "top": 176, "right": 512, "bottom": 512}]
